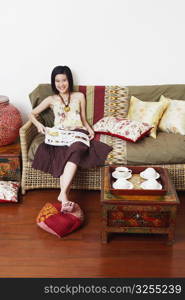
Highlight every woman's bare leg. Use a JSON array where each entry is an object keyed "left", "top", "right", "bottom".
[
  {"left": 58, "top": 176, "right": 72, "bottom": 202},
  {"left": 58, "top": 161, "right": 77, "bottom": 211}
]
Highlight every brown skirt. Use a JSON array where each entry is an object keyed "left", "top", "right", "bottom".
[{"left": 32, "top": 129, "right": 112, "bottom": 178}]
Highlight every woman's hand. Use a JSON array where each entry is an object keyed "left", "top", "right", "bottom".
[
  {"left": 88, "top": 128, "right": 95, "bottom": 140},
  {"left": 37, "top": 123, "right": 46, "bottom": 135}
]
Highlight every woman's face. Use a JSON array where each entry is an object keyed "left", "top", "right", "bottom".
[{"left": 55, "top": 74, "right": 69, "bottom": 94}]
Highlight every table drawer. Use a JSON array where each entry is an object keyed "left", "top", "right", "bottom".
[{"left": 108, "top": 210, "right": 170, "bottom": 228}]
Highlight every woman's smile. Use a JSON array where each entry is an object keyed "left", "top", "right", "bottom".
[{"left": 55, "top": 74, "right": 69, "bottom": 94}]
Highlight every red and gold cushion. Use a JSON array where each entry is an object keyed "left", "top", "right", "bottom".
[
  {"left": 93, "top": 117, "right": 152, "bottom": 142},
  {"left": 36, "top": 202, "right": 84, "bottom": 238},
  {"left": 0, "top": 181, "right": 19, "bottom": 203}
]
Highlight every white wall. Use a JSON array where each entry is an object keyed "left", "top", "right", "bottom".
[{"left": 0, "top": 0, "right": 185, "bottom": 122}]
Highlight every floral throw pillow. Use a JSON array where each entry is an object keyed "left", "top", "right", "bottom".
[
  {"left": 93, "top": 117, "right": 153, "bottom": 142},
  {"left": 92, "top": 116, "right": 115, "bottom": 133},
  {"left": 36, "top": 202, "right": 84, "bottom": 238},
  {"left": 159, "top": 95, "right": 185, "bottom": 135},
  {"left": 0, "top": 181, "right": 20, "bottom": 202}
]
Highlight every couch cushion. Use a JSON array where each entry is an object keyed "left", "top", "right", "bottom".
[
  {"left": 29, "top": 131, "right": 185, "bottom": 166},
  {"left": 127, "top": 132, "right": 185, "bottom": 165}
]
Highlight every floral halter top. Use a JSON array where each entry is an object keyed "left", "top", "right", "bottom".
[{"left": 50, "top": 95, "right": 86, "bottom": 130}]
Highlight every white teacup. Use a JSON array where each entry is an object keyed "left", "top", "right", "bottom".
[
  {"left": 113, "top": 178, "right": 132, "bottom": 189},
  {"left": 142, "top": 179, "right": 160, "bottom": 189},
  {"left": 115, "top": 167, "right": 132, "bottom": 175},
  {"left": 142, "top": 167, "right": 157, "bottom": 179}
]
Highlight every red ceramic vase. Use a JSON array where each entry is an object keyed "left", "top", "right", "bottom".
[{"left": 0, "top": 95, "right": 22, "bottom": 146}]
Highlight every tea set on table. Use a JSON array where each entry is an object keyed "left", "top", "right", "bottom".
[{"left": 112, "top": 167, "right": 162, "bottom": 190}]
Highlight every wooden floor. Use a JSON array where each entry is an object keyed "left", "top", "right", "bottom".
[{"left": 0, "top": 189, "right": 185, "bottom": 278}]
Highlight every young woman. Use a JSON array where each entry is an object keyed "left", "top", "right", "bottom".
[{"left": 30, "top": 66, "right": 112, "bottom": 212}]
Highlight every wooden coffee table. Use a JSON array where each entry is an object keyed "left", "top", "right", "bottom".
[{"left": 100, "top": 165, "right": 180, "bottom": 245}]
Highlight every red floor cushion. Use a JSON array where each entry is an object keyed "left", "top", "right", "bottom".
[{"left": 36, "top": 202, "right": 84, "bottom": 238}]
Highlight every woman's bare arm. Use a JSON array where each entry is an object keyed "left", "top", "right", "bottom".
[
  {"left": 29, "top": 96, "right": 52, "bottom": 134},
  {"left": 80, "top": 93, "right": 94, "bottom": 140}
]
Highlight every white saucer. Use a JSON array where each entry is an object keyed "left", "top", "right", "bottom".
[
  {"left": 140, "top": 171, "right": 160, "bottom": 180},
  {"left": 112, "top": 171, "right": 132, "bottom": 180},
  {"left": 112, "top": 181, "right": 133, "bottom": 189},
  {"left": 140, "top": 181, "right": 162, "bottom": 190}
]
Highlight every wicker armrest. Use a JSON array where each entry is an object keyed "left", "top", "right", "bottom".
[{"left": 19, "top": 120, "right": 39, "bottom": 162}]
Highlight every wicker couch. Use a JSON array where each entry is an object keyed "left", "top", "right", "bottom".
[{"left": 20, "top": 84, "right": 185, "bottom": 194}]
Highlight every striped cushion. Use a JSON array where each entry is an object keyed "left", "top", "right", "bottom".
[{"left": 78, "top": 86, "right": 129, "bottom": 124}]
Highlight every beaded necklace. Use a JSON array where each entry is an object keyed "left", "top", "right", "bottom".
[{"left": 58, "top": 93, "right": 70, "bottom": 112}]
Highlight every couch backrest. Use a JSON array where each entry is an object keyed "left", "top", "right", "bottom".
[
  {"left": 29, "top": 84, "right": 129, "bottom": 127},
  {"left": 128, "top": 84, "right": 185, "bottom": 102},
  {"left": 29, "top": 83, "right": 185, "bottom": 127}
]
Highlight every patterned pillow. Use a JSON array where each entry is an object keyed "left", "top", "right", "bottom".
[
  {"left": 93, "top": 116, "right": 115, "bottom": 133},
  {"left": 93, "top": 117, "right": 152, "bottom": 142},
  {"left": 159, "top": 95, "right": 185, "bottom": 135},
  {"left": 0, "top": 181, "right": 19, "bottom": 203},
  {"left": 127, "top": 96, "right": 168, "bottom": 138},
  {"left": 36, "top": 202, "right": 84, "bottom": 238}
]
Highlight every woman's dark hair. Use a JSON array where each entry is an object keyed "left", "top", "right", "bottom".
[{"left": 51, "top": 65, "right": 74, "bottom": 94}]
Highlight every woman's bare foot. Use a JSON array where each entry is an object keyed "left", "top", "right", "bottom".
[
  {"left": 58, "top": 191, "right": 68, "bottom": 203},
  {"left": 61, "top": 201, "right": 75, "bottom": 213},
  {"left": 58, "top": 191, "right": 74, "bottom": 213}
]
